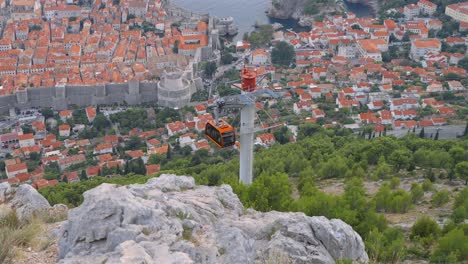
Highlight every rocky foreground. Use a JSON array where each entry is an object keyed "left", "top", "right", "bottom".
[
  {"left": 0, "top": 182, "right": 66, "bottom": 221},
  {"left": 57, "top": 174, "right": 368, "bottom": 263}
]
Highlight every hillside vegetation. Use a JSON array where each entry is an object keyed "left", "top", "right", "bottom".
[{"left": 39, "top": 125, "right": 468, "bottom": 263}]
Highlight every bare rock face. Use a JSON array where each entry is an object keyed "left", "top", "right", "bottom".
[
  {"left": 267, "top": 0, "right": 308, "bottom": 20},
  {"left": 0, "top": 182, "right": 13, "bottom": 203},
  {"left": 8, "top": 184, "right": 52, "bottom": 221},
  {"left": 58, "top": 174, "right": 369, "bottom": 264},
  {"left": 1, "top": 182, "right": 68, "bottom": 223}
]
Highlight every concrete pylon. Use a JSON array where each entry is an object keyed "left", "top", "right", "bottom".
[{"left": 239, "top": 102, "right": 255, "bottom": 185}]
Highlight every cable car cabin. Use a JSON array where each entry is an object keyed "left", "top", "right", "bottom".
[{"left": 205, "top": 119, "right": 236, "bottom": 148}]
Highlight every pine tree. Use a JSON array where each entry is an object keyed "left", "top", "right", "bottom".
[
  {"left": 434, "top": 130, "right": 439, "bottom": 140},
  {"left": 413, "top": 126, "right": 416, "bottom": 133},
  {"left": 383, "top": 126, "right": 387, "bottom": 136},
  {"left": 80, "top": 170, "right": 87, "bottom": 180},
  {"left": 124, "top": 162, "right": 130, "bottom": 174},
  {"left": 166, "top": 145, "right": 172, "bottom": 159},
  {"left": 118, "top": 164, "right": 125, "bottom": 175},
  {"left": 448, "top": 168, "right": 454, "bottom": 181},
  {"left": 426, "top": 169, "right": 435, "bottom": 182},
  {"left": 464, "top": 122, "right": 468, "bottom": 136},
  {"left": 419, "top": 127, "right": 425, "bottom": 138},
  {"left": 135, "top": 158, "right": 146, "bottom": 175}
]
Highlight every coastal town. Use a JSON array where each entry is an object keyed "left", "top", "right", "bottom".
[
  {"left": 0, "top": 0, "right": 468, "bottom": 263},
  {"left": 0, "top": 0, "right": 467, "bottom": 189}
]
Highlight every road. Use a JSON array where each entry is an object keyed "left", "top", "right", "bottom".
[
  {"left": 213, "top": 52, "right": 249, "bottom": 80},
  {"left": 0, "top": 119, "right": 18, "bottom": 131},
  {"left": 0, "top": 113, "right": 43, "bottom": 132}
]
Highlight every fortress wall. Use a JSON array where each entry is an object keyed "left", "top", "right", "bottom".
[
  {"left": 139, "top": 82, "right": 159, "bottom": 103},
  {"left": 105, "top": 83, "right": 128, "bottom": 104},
  {"left": 0, "top": 81, "right": 163, "bottom": 112},
  {"left": 28, "top": 87, "right": 55, "bottom": 108},
  {"left": 66, "top": 85, "right": 96, "bottom": 106},
  {"left": 0, "top": 95, "right": 15, "bottom": 114}
]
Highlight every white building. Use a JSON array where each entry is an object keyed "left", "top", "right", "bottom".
[
  {"left": 410, "top": 39, "right": 441, "bottom": 60},
  {"left": 250, "top": 49, "right": 270, "bottom": 65},
  {"left": 418, "top": 0, "right": 437, "bottom": 15},
  {"left": 6, "top": 163, "right": 28, "bottom": 178},
  {"left": 18, "top": 133, "right": 35, "bottom": 148},
  {"left": 445, "top": 2, "right": 468, "bottom": 23},
  {"left": 404, "top": 4, "right": 420, "bottom": 19}
]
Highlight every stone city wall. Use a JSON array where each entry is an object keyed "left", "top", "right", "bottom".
[{"left": 0, "top": 81, "right": 161, "bottom": 114}]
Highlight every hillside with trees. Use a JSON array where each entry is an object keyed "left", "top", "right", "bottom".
[{"left": 39, "top": 126, "right": 468, "bottom": 263}]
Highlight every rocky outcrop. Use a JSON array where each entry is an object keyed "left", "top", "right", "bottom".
[
  {"left": 267, "top": 0, "right": 345, "bottom": 27},
  {"left": 346, "top": 0, "right": 380, "bottom": 14},
  {"left": 58, "top": 174, "right": 369, "bottom": 264},
  {"left": 0, "top": 182, "right": 13, "bottom": 203},
  {"left": 267, "top": 0, "right": 308, "bottom": 20},
  {"left": 10, "top": 184, "right": 52, "bottom": 221},
  {"left": 1, "top": 182, "right": 52, "bottom": 221},
  {"left": 267, "top": 0, "right": 381, "bottom": 26},
  {"left": 0, "top": 182, "right": 68, "bottom": 222}
]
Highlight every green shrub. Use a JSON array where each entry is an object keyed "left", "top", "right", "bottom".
[
  {"left": 410, "top": 216, "right": 440, "bottom": 240},
  {"left": 390, "top": 177, "right": 400, "bottom": 189},
  {"left": 374, "top": 184, "right": 412, "bottom": 213},
  {"left": 39, "top": 174, "right": 152, "bottom": 206},
  {"left": 410, "top": 183, "right": 424, "bottom": 203},
  {"left": 366, "top": 227, "right": 406, "bottom": 263},
  {"left": 431, "top": 225, "right": 468, "bottom": 262},
  {"left": 422, "top": 180, "right": 434, "bottom": 192},
  {"left": 451, "top": 187, "right": 468, "bottom": 223},
  {"left": 431, "top": 190, "right": 450, "bottom": 207}
]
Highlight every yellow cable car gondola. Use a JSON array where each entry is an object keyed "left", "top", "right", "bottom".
[{"left": 205, "top": 119, "right": 236, "bottom": 148}]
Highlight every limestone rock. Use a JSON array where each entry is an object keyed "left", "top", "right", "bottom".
[
  {"left": 10, "top": 184, "right": 51, "bottom": 221},
  {"left": 58, "top": 174, "right": 369, "bottom": 264},
  {"left": 0, "top": 182, "right": 13, "bottom": 203},
  {"left": 267, "top": 0, "right": 307, "bottom": 20}
]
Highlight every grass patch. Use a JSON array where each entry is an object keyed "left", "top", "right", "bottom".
[
  {"left": 182, "top": 226, "right": 193, "bottom": 241},
  {"left": 0, "top": 210, "right": 42, "bottom": 264},
  {"left": 259, "top": 249, "right": 292, "bottom": 264},
  {"left": 267, "top": 224, "right": 281, "bottom": 241},
  {"left": 37, "top": 210, "right": 68, "bottom": 224},
  {"left": 142, "top": 227, "right": 152, "bottom": 236},
  {"left": 174, "top": 211, "right": 191, "bottom": 220},
  {"left": 218, "top": 247, "right": 226, "bottom": 255}
]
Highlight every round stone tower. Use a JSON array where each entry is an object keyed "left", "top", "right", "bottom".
[{"left": 157, "top": 71, "right": 195, "bottom": 109}]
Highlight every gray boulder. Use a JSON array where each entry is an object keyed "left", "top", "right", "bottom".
[
  {"left": 0, "top": 182, "right": 13, "bottom": 203},
  {"left": 58, "top": 174, "right": 369, "bottom": 264},
  {"left": 10, "top": 184, "right": 51, "bottom": 221}
]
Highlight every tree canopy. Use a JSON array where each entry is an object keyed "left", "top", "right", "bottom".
[{"left": 271, "top": 41, "right": 295, "bottom": 67}]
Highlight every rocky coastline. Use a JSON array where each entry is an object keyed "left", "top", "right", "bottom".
[
  {"left": 345, "top": 0, "right": 380, "bottom": 14},
  {"left": 165, "top": 0, "right": 238, "bottom": 36},
  {"left": 267, "top": 0, "right": 379, "bottom": 27}
]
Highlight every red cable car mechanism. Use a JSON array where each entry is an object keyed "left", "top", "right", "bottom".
[{"left": 240, "top": 67, "right": 257, "bottom": 92}]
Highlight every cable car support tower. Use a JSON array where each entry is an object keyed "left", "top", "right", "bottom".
[{"left": 209, "top": 68, "right": 279, "bottom": 185}]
